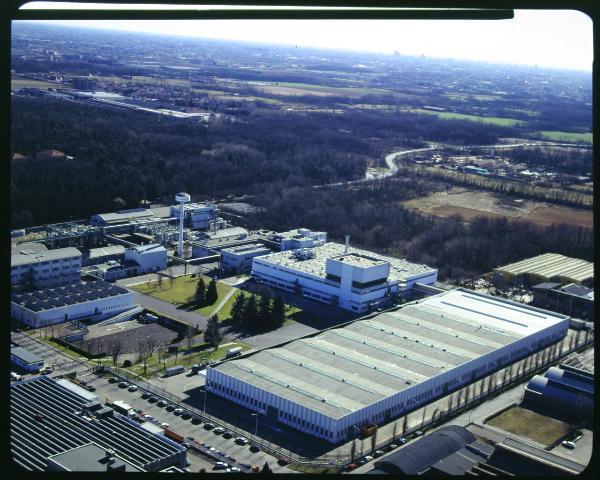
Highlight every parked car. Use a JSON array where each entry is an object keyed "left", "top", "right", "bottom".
[
  {"left": 173, "top": 408, "right": 183, "bottom": 415},
  {"left": 230, "top": 467, "right": 241, "bottom": 473},
  {"left": 356, "top": 459, "right": 367, "bottom": 466},
  {"left": 40, "top": 367, "right": 52, "bottom": 375},
  {"left": 389, "top": 444, "right": 398, "bottom": 450},
  {"left": 148, "top": 396, "right": 158, "bottom": 403},
  {"left": 226, "top": 455, "right": 236, "bottom": 463},
  {"left": 182, "top": 442, "right": 191, "bottom": 449},
  {"left": 397, "top": 436, "right": 407, "bottom": 445},
  {"left": 118, "top": 381, "right": 129, "bottom": 388},
  {"left": 277, "top": 458, "right": 288, "bottom": 466},
  {"left": 87, "top": 386, "right": 96, "bottom": 392},
  {"left": 143, "top": 414, "right": 154, "bottom": 421},
  {"left": 127, "top": 385, "right": 138, "bottom": 392},
  {"left": 373, "top": 450, "right": 385, "bottom": 457},
  {"left": 191, "top": 417, "right": 202, "bottom": 425},
  {"left": 363, "top": 455, "right": 374, "bottom": 462},
  {"left": 213, "top": 427, "right": 225, "bottom": 434},
  {"left": 108, "top": 377, "right": 119, "bottom": 384},
  {"left": 562, "top": 441, "right": 576, "bottom": 450},
  {"left": 412, "top": 430, "right": 424, "bottom": 438},
  {"left": 235, "top": 437, "right": 248, "bottom": 445},
  {"left": 160, "top": 423, "right": 170, "bottom": 428},
  {"left": 165, "top": 405, "right": 175, "bottom": 412},
  {"left": 223, "top": 431, "right": 233, "bottom": 439},
  {"left": 345, "top": 463, "right": 358, "bottom": 472},
  {"left": 181, "top": 412, "right": 191, "bottom": 420},
  {"left": 134, "top": 408, "right": 143, "bottom": 414},
  {"left": 213, "top": 462, "right": 228, "bottom": 470},
  {"left": 249, "top": 444, "right": 261, "bottom": 453},
  {"left": 141, "top": 392, "right": 151, "bottom": 399},
  {"left": 204, "top": 423, "right": 215, "bottom": 430},
  {"left": 157, "top": 400, "right": 166, "bottom": 407}
]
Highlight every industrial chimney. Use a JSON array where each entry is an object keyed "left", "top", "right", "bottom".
[
  {"left": 344, "top": 235, "right": 350, "bottom": 254},
  {"left": 175, "top": 192, "right": 191, "bottom": 258}
]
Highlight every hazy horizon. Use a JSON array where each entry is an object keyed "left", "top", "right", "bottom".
[{"left": 16, "top": 6, "right": 594, "bottom": 72}]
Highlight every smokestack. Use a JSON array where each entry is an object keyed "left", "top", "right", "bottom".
[{"left": 345, "top": 235, "right": 350, "bottom": 254}]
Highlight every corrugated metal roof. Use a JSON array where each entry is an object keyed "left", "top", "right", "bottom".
[
  {"left": 496, "top": 253, "right": 593, "bottom": 283},
  {"left": 11, "top": 346, "right": 43, "bottom": 365}
]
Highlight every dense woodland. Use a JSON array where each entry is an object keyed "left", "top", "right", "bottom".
[
  {"left": 248, "top": 180, "right": 594, "bottom": 280},
  {"left": 11, "top": 96, "right": 524, "bottom": 227}
]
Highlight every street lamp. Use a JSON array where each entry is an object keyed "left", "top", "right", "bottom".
[{"left": 251, "top": 412, "right": 259, "bottom": 437}]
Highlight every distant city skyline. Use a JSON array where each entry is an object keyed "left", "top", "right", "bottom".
[{"left": 19, "top": 5, "right": 593, "bottom": 72}]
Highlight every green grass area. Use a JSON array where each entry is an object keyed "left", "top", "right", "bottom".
[
  {"left": 539, "top": 130, "right": 593, "bottom": 144},
  {"left": 406, "top": 108, "right": 524, "bottom": 126},
  {"left": 127, "top": 341, "right": 252, "bottom": 378},
  {"left": 131, "top": 275, "right": 233, "bottom": 317},
  {"left": 486, "top": 406, "right": 571, "bottom": 445},
  {"left": 472, "top": 94, "right": 502, "bottom": 101},
  {"left": 217, "top": 288, "right": 300, "bottom": 324}
]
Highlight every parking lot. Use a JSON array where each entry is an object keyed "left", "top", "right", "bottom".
[{"left": 82, "top": 372, "right": 294, "bottom": 473}]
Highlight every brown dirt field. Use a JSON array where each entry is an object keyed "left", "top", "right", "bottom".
[
  {"left": 486, "top": 406, "right": 571, "bottom": 446},
  {"left": 522, "top": 205, "right": 593, "bottom": 228},
  {"left": 431, "top": 205, "right": 503, "bottom": 221}
]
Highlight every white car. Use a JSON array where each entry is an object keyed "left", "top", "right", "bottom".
[
  {"left": 160, "top": 423, "right": 170, "bottom": 428},
  {"left": 562, "top": 441, "right": 576, "bottom": 450},
  {"left": 173, "top": 408, "right": 183, "bottom": 415},
  {"left": 128, "top": 385, "right": 138, "bottom": 392}
]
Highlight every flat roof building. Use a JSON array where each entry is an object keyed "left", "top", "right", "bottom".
[
  {"left": 221, "top": 243, "right": 272, "bottom": 274},
  {"left": 269, "top": 228, "right": 327, "bottom": 251},
  {"left": 206, "top": 289, "right": 569, "bottom": 443},
  {"left": 11, "top": 376, "right": 186, "bottom": 471},
  {"left": 84, "top": 245, "right": 126, "bottom": 266},
  {"left": 47, "top": 442, "right": 145, "bottom": 472},
  {"left": 124, "top": 243, "right": 167, "bottom": 273},
  {"left": 11, "top": 244, "right": 82, "bottom": 289},
  {"left": 170, "top": 202, "right": 220, "bottom": 230},
  {"left": 495, "top": 253, "right": 593, "bottom": 286},
  {"left": 91, "top": 208, "right": 156, "bottom": 227},
  {"left": 11, "top": 346, "right": 44, "bottom": 372},
  {"left": 251, "top": 242, "right": 437, "bottom": 313},
  {"left": 11, "top": 279, "right": 135, "bottom": 328}
]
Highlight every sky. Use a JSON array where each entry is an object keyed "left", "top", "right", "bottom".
[{"left": 20, "top": 3, "right": 594, "bottom": 71}]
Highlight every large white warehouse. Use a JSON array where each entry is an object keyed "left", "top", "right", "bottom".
[
  {"left": 251, "top": 242, "right": 437, "bottom": 313},
  {"left": 11, "top": 280, "right": 135, "bottom": 328},
  {"left": 206, "top": 289, "right": 569, "bottom": 443}
]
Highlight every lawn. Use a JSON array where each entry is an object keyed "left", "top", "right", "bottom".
[
  {"left": 406, "top": 108, "right": 524, "bottom": 126},
  {"left": 539, "top": 130, "right": 592, "bottom": 144},
  {"left": 11, "top": 78, "right": 70, "bottom": 90},
  {"left": 131, "top": 274, "right": 233, "bottom": 317},
  {"left": 217, "top": 288, "right": 300, "bottom": 324},
  {"left": 486, "top": 406, "right": 571, "bottom": 446}
]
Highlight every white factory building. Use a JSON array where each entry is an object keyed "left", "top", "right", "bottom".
[
  {"left": 124, "top": 244, "right": 167, "bottom": 273},
  {"left": 270, "top": 228, "right": 327, "bottom": 251},
  {"left": 206, "top": 289, "right": 570, "bottom": 443},
  {"left": 11, "top": 280, "right": 135, "bottom": 328},
  {"left": 170, "top": 202, "right": 221, "bottom": 230},
  {"left": 251, "top": 242, "right": 437, "bottom": 313},
  {"left": 220, "top": 243, "right": 272, "bottom": 274},
  {"left": 11, "top": 243, "right": 82, "bottom": 289}
]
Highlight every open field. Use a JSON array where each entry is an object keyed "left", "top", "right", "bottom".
[
  {"left": 486, "top": 406, "right": 571, "bottom": 446},
  {"left": 11, "top": 78, "right": 71, "bottom": 90},
  {"left": 405, "top": 108, "right": 524, "bottom": 126},
  {"left": 131, "top": 274, "right": 233, "bottom": 317},
  {"left": 539, "top": 130, "right": 593, "bottom": 144},
  {"left": 404, "top": 187, "right": 593, "bottom": 228},
  {"left": 247, "top": 80, "right": 388, "bottom": 98}
]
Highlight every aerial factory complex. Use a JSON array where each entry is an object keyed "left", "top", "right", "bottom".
[{"left": 206, "top": 289, "right": 569, "bottom": 442}]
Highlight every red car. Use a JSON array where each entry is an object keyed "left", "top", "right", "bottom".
[{"left": 345, "top": 463, "right": 358, "bottom": 472}]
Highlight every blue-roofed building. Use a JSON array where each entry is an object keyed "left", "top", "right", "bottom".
[{"left": 524, "top": 362, "right": 594, "bottom": 421}]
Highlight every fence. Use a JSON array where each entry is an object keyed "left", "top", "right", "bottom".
[{"left": 95, "top": 328, "right": 593, "bottom": 469}]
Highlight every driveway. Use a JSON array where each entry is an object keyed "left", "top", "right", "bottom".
[{"left": 131, "top": 290, "right": 208, "bottom": 330}]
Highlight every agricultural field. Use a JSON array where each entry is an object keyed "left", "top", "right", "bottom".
[
  {"left": 539, "top": 130, "right": 593, "bottom": 144},
  {"left": 486, "top": 406, "right": 571, "bottom": 446},
  {"left": 247, "top": 80, "right": 389, "bottom": 98},
  {"left": 405, "top": 108, "right": 524, "bottom": 126},
  {"left": 403, "top": 187, "right": 593, "bottom": 228},
  {"left": 11, "top": 78, "right": 70, "bottom": 90}
]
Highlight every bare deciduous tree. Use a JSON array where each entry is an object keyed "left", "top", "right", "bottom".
[{"left": 111, "top": 339, "right": 123, "bottom": 366}]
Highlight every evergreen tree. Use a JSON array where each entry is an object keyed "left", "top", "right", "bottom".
[
  {"left": 244, "top": 295, "right": 258, "bottom": 325},
  {"left": 258, "top": 295, "right": 272, "bottom": 326},
  {"left": 230, "top": 292, "right": 246, "bottom": 322},
  {"left": 206, "top": 278, "right": 218, "bottom": 305},
  {"left": 260, "top": 462, "right": 273, "bottom": 474},
  {"left": 195, "top": 277, "right": 206, "bottom": 306},
  {"left": 203, "top": 314, "right": 222, "bottom": 350},
  {"left": 271, "top": 295, "right": 286, "bottom": 326}
]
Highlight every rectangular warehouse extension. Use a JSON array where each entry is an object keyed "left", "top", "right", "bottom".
[
  {"left": 252, "top": 242, "right": 437, "bottom": 313},
  {"left": 206, "top": 289, "right": 569, "bottom": 443},
  {"left": 495, "top": 253, "right": 594, "bottom": 286},
  {"left": 10, "top": 376, "right": 187, "bottom": 471}
]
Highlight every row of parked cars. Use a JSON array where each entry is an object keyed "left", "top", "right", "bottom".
[{"left": 345, "top": 432, "right": 423, "bottom": 471}]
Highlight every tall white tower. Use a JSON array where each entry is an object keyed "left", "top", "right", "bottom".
[{"left": 175, "top": 192, "right": 191, "bottom": 257}]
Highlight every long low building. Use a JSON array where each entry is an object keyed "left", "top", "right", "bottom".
[
  {"left": 251, "top": 242, "right": 437, "bottom": 313},
  {"left": 11, "top": 280, "right": 135, "bottom": 328},
  {"left": 206, "top": 289, "right": 569, "bottom": 443},
  {"left": 495, "top": 253, "right": 594, "bottom": 286},
  {"left": 11, "top": 376, "right": 186, "bottom": 471},
  {"left": 11, "top": 243, "right": 82, "bottom": 288}
]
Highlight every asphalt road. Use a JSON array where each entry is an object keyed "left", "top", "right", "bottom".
[{"left": 130, "top": 290, "right": 208, "bottom": 330}]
